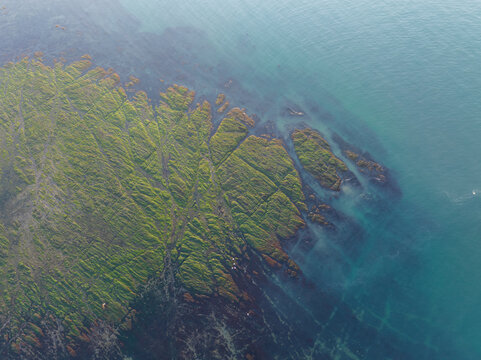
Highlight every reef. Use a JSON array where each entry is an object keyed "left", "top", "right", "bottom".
[
  {"left": 332, "top": 133, "right": 394, "bottom": 188},
  {"left": 345, "top": 150, "right": 386, "bottom": 181},
  {"left": 217, "top": 100, "right": 229, "bottom": 113},
  {"left": 0, "top": 58, "right": 310, "bottom": 358},
  {"left": 292, "top": 128, "right": 349, "bottom": 191},
  {"left": 215, "top": 93, "right": 225, "bottom": 106}
]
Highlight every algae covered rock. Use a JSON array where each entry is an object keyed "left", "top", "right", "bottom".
[
  {"left": 292, "top": 128, "right": 348, "bottom": 190},
  {"left": 345, "top": 150, "right": 386, "bottom": 183},
  {"left": 0, "top": 58, "right": 310, "bottom": 356}
]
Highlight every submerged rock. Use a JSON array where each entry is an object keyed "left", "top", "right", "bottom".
[
  {"left": 332, "top": 133, "right": 400, "bottom": 193},
  {"left": 287, "top": 107, "right": 304, "bottom": 116}
]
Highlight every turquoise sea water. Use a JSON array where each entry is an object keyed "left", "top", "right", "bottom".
[
  {"left": 117, "top": 0, "right": 481, "bottom": 357},
  {"left": 2, "top": 0, "right": 480, "bottom": 358}
]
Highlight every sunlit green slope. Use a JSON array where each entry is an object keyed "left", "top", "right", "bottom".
[{"left": 0, "top": 58, "right": 322, "bottom": 353}]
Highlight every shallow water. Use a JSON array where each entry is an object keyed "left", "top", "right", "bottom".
[
  {"left": 2, "top": 0, "right": 481, "bottom": 358},
  {"left": 117, "top": 1, "right": 481, "bottom": 357}
]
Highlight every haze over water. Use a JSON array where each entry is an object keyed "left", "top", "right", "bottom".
[
  {"left": 2, "top": 0, "right": 481, "bottom": 358},
  {"left": 117, "top": 1, "right": 481, "bottom": 357}
]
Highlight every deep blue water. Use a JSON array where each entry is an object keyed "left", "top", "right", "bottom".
[{"left": 2, "top": 0, "right": 481, "bottom": 358}]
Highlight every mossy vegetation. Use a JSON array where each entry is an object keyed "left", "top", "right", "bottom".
[
  {"left": 0, "top": 58, "right": 311, "bottom": 353},
  {"left": 215, "top": 93, "right": 226, "bottom": 106},
  {"left": 217, "top": 101, "right": 229, "bottom": 113},
  {"left": 292, "top": 128, "right": 348, "bottom": 191},
  {"left": 345, "top": 150, "right": 384, "bottom": 174}
]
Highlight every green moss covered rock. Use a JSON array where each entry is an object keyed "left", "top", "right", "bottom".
[
  {"left": 0, "top": 58, "right": 309, "bottom": 350},
  {"left": 292, "top": 128, "right": 348, "bottom": 191}
]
